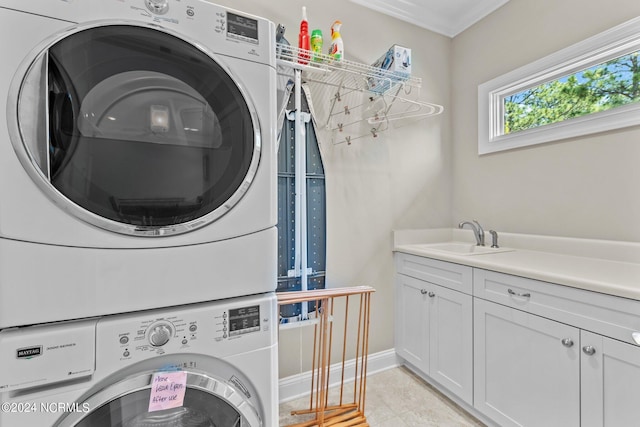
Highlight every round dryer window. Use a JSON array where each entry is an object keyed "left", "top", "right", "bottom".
[{"left": 9, "top": 23, "right": 261, "bottom": 236}]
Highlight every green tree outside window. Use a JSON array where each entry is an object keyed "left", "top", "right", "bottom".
[{"left": 505, "top": 51, "right": 640, "bottom": 134}]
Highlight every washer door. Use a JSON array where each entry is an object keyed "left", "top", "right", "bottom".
[
  {"left": 54, "top": 370, "right": 261, "bottom": 427},
  {"left": 11, "top": 23, "right": 260, "bottom": 236}
]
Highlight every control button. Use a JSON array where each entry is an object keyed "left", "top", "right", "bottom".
[
  {"left": 119, "top": 336, "right": 129, "bottom": 345},
  {"left": 186, "top": 8, "right": 194, "bottom": 17},
  {"left": 182, "top": 339, "right": 188, "bottom": 345},
  {"left": 223, "top": 333, "right": 227, "bottom": 339},
  {"left": 123, "top": 351, "right": 130, "bottom": 357},
  {"left": 145, "top": 0, "right": 169, "bottom": 15},
  {"left": 148, "top": 323, "right": 172, "bottom": 347},
  {"left": 189, "top": 324, "right": 197, "bottom": 332}
]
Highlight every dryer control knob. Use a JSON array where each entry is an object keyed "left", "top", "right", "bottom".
[
  {"left": 145, "top": 0, "right": 169, "bottom": 15},
  {"left": 149, "top": 324, "right": 172, "bottom": 347}
]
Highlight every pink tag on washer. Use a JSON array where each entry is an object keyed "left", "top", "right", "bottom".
[{"left": 148, "top": 371, "right": 187, "bottom": 412}]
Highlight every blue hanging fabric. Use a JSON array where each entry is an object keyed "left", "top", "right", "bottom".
[{"left": 277, "top": 87, "right": 327, "bottom": 322}]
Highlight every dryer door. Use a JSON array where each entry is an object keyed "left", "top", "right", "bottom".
[
  {"left": 10, "top": 23, "right": 260, "bottom": 237},
  {"left": 54, "top": 370, "right": 261, "bottom": 427}
]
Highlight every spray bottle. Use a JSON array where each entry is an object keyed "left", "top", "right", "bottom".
[
  {"left": 328, "top": 20, "right": 343, "bottom": 61},
  {"left": 298, "top": 7, "right": 310, "bottom": 64},
  {"left": 310, "top": 29, "right": 323, "bottom": 62}
]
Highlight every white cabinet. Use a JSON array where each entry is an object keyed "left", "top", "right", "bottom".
[
  {"left": 395, "top": 254, "right": 473, "bottom": 404},
  {"left": 396, "top": 274, "right": 429, "bottom": 371},
  {"left": 394, "top": 253, "right": 640, "bottom": 427},
  {"left": 474, "top": 298, "right": 581, "bottom": 427},
  {"left": 473, "top": 269, "right": 640, "bottom": 427},
  {"left": 474, "top": 299, "right": 640, "bottom": 427},
  {"left": 581, "top": 331, "right": 640, "bottom": 427},
  {"left": 429, "top": 282, "right": 473, "bottom": 404}
]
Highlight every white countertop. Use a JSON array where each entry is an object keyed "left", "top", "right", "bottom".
[{"left": 393, "top": 229, "right": 640, "bottom": 301}]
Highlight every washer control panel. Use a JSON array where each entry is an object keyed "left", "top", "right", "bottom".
[
  {"left": 219, "top": 11, "right": 259, "bottom": 45},
  {"left": 214, "top": 304, "right": 261, "bottom": 340},
  {"left": 95, "top": 294, "right": 276, "bottom": 367}
]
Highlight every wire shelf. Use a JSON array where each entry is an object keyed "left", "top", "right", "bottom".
[{"left": 276, "top": 43, "right": 444, "bottom": 145}]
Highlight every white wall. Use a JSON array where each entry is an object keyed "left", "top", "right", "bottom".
[
  {"left": 205, "top": 0, "right": 452, "bottom": 377},
  {"left": 451, "top": 0, "right": 640, "bottom": 242}
]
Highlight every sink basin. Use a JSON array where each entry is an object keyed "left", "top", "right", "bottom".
[{"left": 412, "top": 242, "right": 514, "bottom": 256}]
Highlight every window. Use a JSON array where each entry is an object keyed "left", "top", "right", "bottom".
[
  {"left": 504, "top": 49, "right": 640, "bottom": 134},
  {"left": 277, "top": 90, "right": 326, "bottom": 321},
  {"left": 478, "top": 17, "right": 640, "bottom": 154}
]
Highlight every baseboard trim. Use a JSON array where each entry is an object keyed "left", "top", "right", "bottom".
[{"left": 278, "top": 349, "right": 401, "bottom": 403}]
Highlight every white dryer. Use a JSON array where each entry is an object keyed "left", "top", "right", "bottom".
[
  {"left": 0, "top": 293, "right": 278, "bottom": 427},
  {"left": 0, "top": 1, "right": 277, "bottom": 328}
]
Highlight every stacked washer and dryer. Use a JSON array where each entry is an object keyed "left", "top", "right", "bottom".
[{"left": 0, "top": 1, "right": 278, "bottom": 425}]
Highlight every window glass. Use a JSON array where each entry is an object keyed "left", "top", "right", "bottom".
[{"left": 504, "top": 50, "right": 640, "bottom": 134}]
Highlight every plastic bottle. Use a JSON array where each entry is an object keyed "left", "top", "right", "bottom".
[
  {"left": 298, "top": 7, "right": 310, "bottom": 64},
  {"left": 310, "top": 29, "right": 323, "bottom": 62},
  {"left": 328, "top": 20, "right": 343, "bottom": 62}
]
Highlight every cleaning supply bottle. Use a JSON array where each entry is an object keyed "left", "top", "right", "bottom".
[
  {"left": 328, "top": 20, "right": 343, "bottom": 61},
  {"left": 298, "top": 7, "right": 310, "bottom": 64},
  {"left": 310, "top": 29, "right": 323, "bottom": 62}
]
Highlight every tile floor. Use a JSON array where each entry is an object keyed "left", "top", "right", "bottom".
[{"left": 279, "top": 366, "right": 486, "bottom": 426}]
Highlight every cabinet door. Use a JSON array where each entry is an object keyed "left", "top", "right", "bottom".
[
  {"left": 429, "top": 285, "right": 473, "bottom": 405},
  {"left": 396, "top": 274, "right": 429, "bottom": 372},
  {"left": 474, "top": 298, "right": 580, "bottom": 427},
  {"left": 581, "top": 330, "right": 640, "bottom": 427}
]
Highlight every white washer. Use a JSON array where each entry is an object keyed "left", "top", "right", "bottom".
[
  {"left": 0, "top": 293, "right": 278, "bottom": 427},
  {"left": 0, "top": 0, "right": 277, "bottom": 328}
]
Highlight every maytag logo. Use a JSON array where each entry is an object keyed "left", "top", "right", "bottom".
[{"left": 16, "top": 346, "right": 43, "bottom": 359}]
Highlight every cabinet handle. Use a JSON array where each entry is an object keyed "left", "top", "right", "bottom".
[
  {"left": 561, "top": 338, "right": 574, "bottom": 348},
  {"left": 428, "top": 291, "right": 436, "bottom": 298},
  {"left": 582, "top": 345, "right": 596, "bottom": 356},
  {"left": 420, "top": 289, "right": 428, "bottom": 295},
  {"left": 507, "top": 288, "right": 531, "bottom": 298}
]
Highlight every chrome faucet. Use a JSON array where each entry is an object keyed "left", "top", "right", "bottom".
[{"left": 458, "top": 220, "right": 485, "bottom": 246}]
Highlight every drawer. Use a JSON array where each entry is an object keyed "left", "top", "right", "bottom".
[
  {"left": 395, "top": 252, "right": 472, "bottom": 294},
  {"left": 473, "top": 269, "right": 640, "bottom": 347}
]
